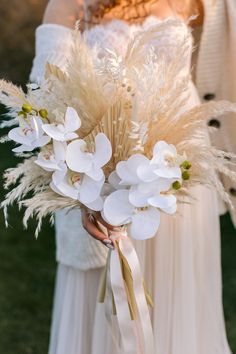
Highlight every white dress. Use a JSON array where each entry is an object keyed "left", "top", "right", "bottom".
[{"left": 30, "top": 16, "right": 232, "bottom": 354}]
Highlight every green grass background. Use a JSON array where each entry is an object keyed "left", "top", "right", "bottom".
[{"left": 0, "top": 118, "right": 56, "bottom": 354}]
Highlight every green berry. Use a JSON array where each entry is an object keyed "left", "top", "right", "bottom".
[
  {"left": 172, "top": 181, "right": 181, "bottom": 190},
  {"left": 39, "top": 109, "right": 48, "bottom": 119},
  {"left": 18, "top": 111, "right": 27, "bottom": 118},
  {"left": 182, "top": 171, "right": 190, "bottom": 180},
  {"left": 181, "top": 160, "right": 192, "bottom": 170},
  {"left": 22, "top": 103, "right": 32, "bottom": 113}
]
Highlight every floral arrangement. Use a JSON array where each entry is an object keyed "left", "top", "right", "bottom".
[{"left": 1, "top": 19, "right": 236, "bottom": 352}]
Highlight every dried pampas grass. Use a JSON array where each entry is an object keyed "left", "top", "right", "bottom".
[
  {"left": 1, "top": 18, "right": 236, "bottom": 234},
  {"left": 21, "top": 191, "right": 81, "bottom": 237}
]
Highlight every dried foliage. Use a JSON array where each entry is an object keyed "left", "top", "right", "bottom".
[{"left": 1, "top": 18, "right": 236, "bottom": 234}]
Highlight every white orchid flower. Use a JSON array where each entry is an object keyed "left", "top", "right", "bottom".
[
  {"left": 35, "top": 140, "right": 67, "bottom": 186},
  {"left": 102, "top": 175, "right": 177, "bottom": 239},
  {"left": 42, "top": 107, "right": 81, "bottom": 141},
  {"left": 8, "top": 116, "right": 51, "bottom": 153},
  {"left": 115, "top": 142, "right": 185, "bottom": 185},
  {"left": 102, "top": 189, "right": 161, "bottom": 240},
  {"left": 35, "top": 140, "right": 67, "bottom": 172},
  {"left": 50, "top": 168, "right": 104, "bottom": 211},
  {"left": 66, "top": 133, "right": 112, "bottom": 181},
  {"left": 151, "top": 141, "right": 184, "bottom": 179},
  {"left": 116, "top": 154, "right": 153, "bottom": 185},
  {"left": 129, "top": 178, "right": 177, "bottom": 214}
]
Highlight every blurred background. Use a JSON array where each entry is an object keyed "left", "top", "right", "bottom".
[
  {"left": 0, "top": 1, "right": 235, "bottom": 353},
  {"left": 0, "top": 1, "right": 55, "bottom": 354}
]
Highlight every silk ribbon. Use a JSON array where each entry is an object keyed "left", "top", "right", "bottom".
[{"left": 99, "top": 228, "right": 154, "bottom": 354}]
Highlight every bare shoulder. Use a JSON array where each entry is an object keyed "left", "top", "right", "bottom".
[{"left": 43, "top": 0, "right": 84, "bottom": 29}]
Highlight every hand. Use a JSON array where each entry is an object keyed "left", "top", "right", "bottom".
[{"left": 81, "top": 209, "right": 115, "bottom": 250}]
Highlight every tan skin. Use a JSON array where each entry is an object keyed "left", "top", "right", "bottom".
[{"left": 43, "top": 0, "right": 204, "bottom": 246}]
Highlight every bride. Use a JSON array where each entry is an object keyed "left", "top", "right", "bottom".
[{"left": 30, "top": 0, "right": 235, "bottom": 353}]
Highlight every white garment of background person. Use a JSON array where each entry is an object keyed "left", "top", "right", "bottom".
[{"left": 30, "top": 5, "right": 232, "bottom": 354}]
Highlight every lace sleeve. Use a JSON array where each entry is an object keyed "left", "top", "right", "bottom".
[{"left": 30, "top": 24, "right": 73, "bottom": 83}]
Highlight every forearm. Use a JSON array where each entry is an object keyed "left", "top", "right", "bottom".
[{"left": 43, "top": 0, "right": 80, "bottom": 29}]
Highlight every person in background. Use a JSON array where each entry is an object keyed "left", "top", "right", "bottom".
[{"left": 30, "top": 0, "right": 236, "bottom": 353}]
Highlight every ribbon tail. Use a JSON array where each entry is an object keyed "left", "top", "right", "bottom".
[
  {"left": 110, "top": 244, "right": 138, "bottom": 354},
  {"left": 99, "top": 230, "right": 155, "bottom": 354},
  {"left": 119, "top": 237, "right": 155, "bottom": 354}
]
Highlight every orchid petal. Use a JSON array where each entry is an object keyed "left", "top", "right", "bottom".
[
  {"left": 148, "top": 194, "right": 177, "bottom": 211},
  {"left": 116, "top": 154, "right": 148, "bottom": 185},
  {"left": 64, "top": 132, "right": 78, "bottom": 141},
  {"left": 86, "top": 166, "right": 104, "bottom": 181},
  {"left": 150, "top": 154, "right": 165, "bottom": 166},
  {"left": 154, "top": 166, "right": 181, "bottom": 179},
  {"left": 137, "top": 163, "right": 157, "bottom": 182},
  {"left": 52, "top": 163, "right": 68, "bottom": 185},
  {"left": 79, "top": 175, "right": 104, "bottom": 204},
  {"left": 137, "top": 178, "right": 172, "bottom": 195},
  {"left": 31, "top": 116, "right": 43, "bottom": 139},
  {"left": 66, "top": 139, "right": 92, "bottom": 173},
  {"left": 136, "top": 178, "right": 170, "bottom": 196},
  {"left": 53, "top": 140, "right": 67, "bottom": 161},
  {"left": 93, "top": 133, "right": 112, "bottom": 168},
  {"left": 155, "top": 178, "right": 173, "bottom": 192},
  {"left": 50, "top": 181, "right": 64, "bottom": 196},
  {"left": 51, "top": 175, "right": 79, "bottom": 200},
  {"left": 103, "top": 190, "right": 134, "bottom": 226},
  {"left": 65, "top": 107, "right": 81, "bottom": 132},
  {"left": 35, "top": 158, "right": 59, "bottom": 171},
  {"left": 130, "top": 207, "right": 160, "bottom": 240},
  {"left": 8, "top": 127, "right": 30, "bottom": 145},
  {"left": 42, "top": 124, "right": 65, "bottom": 141},
  {"left": 12, "top": 144, "right": 34, "bottom": 153},
  {"left": 153, "top": 141, "right": 177, "bottom": 156},
  {"left": 33, "top": 135, "right": 51, "bottom": 148},
  {"left": 50, "top": 179, "right": 79, "bottom": 200},
  {"left": 161, "top": 203, "right": 177, "bottom": 215},
  {"left": 129, "top": 185, "right": 150, "bottom": 207},
  {"left": 137, "top": 180, "right": 159, "bottom": 194},
  {"left": 85, "top": 197, "right": 104, "bottom": 211}
]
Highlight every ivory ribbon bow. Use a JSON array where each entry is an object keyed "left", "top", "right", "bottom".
[{"left": 99, "top": 227, "right": 154, "bottom": 354}]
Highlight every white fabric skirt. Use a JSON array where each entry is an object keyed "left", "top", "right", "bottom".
[{"left": 48, "top": 183, "right": 232, "bottom": 354}]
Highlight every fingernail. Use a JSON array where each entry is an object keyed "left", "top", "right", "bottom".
[{"left": 103, "top": 239, "right": 115, "bottom": 250}]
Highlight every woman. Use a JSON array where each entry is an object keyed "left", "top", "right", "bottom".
[{"left": 30, "top": 0, "right": 235, "bottom": 353}]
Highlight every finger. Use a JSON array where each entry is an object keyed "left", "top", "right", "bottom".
[
  {"left": 96, "top": 213, "right": 115, "bottom": 231},
  {"left": 85, "top": 217, "right": 107, "bottom": 241},
  {"left": 81, "top": 210, "right": 115, "bottom": 249},
  {"left": 87, "top": 221, "right": 115, "bottom": 249}
]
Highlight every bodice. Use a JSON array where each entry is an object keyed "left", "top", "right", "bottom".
[
  {"left": 30, "top": 16, "right": 193, "bottom": 83},
  {"left": 83, "top": 16, "right": 192, "bottom": 70}
]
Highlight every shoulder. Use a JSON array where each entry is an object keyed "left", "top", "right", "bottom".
[{"left": 43, "top": 0, "right": 84, "bottom": 29}]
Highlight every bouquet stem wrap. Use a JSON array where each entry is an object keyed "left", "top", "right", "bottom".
[{"left": 99, "top": 228, "right": 154, "bottom": 354}]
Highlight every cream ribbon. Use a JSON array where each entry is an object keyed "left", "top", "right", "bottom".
[{"left": 107, "top": 228, "right": 154, "bottom": 354}]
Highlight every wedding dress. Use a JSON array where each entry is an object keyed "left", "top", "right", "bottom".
[{"left": 30, "top": 15, "right": 232, "bottom": 354}]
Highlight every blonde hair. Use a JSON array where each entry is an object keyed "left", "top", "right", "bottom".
[{"left": 85, "top": 0, "right": 203, "bottom": 25}]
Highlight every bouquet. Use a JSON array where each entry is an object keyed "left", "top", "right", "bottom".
[{"left": 1, "top": 20, "right": 236, "bottom": 352}]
